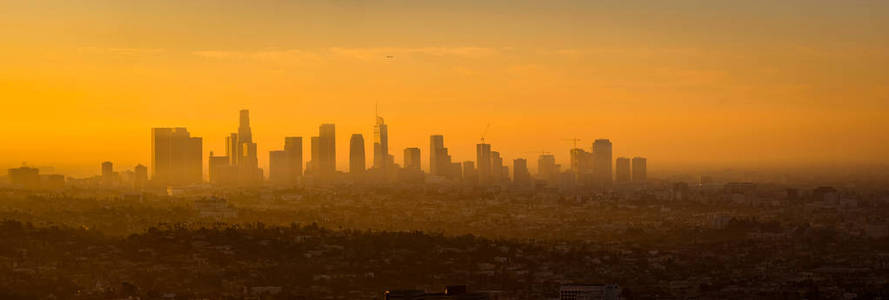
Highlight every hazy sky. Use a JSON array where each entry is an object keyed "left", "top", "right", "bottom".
[{"left": 1, "top": 0, "right": 888, "bottom": 177}]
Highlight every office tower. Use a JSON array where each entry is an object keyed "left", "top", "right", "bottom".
[
  {"left": 284, "top": 137, "right": 303, "bottom": 183},
  {"left": 537, "top": 154, "right": 559, "bottom": 184},
  {"left": 133, "top": 164, "right": 147, "bottom": 190},
  {"left": 476, "top": 143, "right": 492, "bottom": 185},
  {"left": 491, "top": 151, "right": 503, "bottom": 183},
  {"left": 8, "top": 167, "right": 40, "bottom": 189},
  {"left": 234, "top": 110, "right": 262, "bottom": 185},
  {"left": 225, "top": 133, "right": 239, "bottom": 166},
  {"left": 631, "top": 157, "right": 647, "bottom": 183},
  {"left": 513, "top": 158, "right": 530, "bottom": 187},
  {"left": 309, "top": 136, "right": 320, "bottom": 174},
  {"left": 404, "top": 147, "right": 421, "bottom": 170},
  {"left": 592, "top": 139, "right": 613, "bottom": 186},
  {"left": 373, "top": 116, "right": 389, "bottom": 170},
  {"left": 318, "top": 124, "right": 336, "bottom": 176},
  {"left": 570, "top": 148, "right": 593, "bottom": 185},
  {"left": 151, "top": 127, "right": 202, "bottom": 186},
  {"left": 429, "top": 135, "right": 445, "bottom": 176},
  {"left": 350, "top": 134, "right": 366, "bottom": 174},
  {"left": 238, "top": 109, "right": 252, "bottom": 144},
  {"left": 208, "top": 152, "right": 232, "bottom": 185},
  {"left": 101, "top": 161, "right": 113, "bottom": 186},
  {"left": 268, "top": 150, "right": 288, "bottom": 184},
  {"left": 615, "top": 157, "right": 631, "bottom": 184}
]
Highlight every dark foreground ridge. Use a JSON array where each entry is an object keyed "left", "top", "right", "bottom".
[{"left": 1, "top": 220, "right": 888, "bottom": 299}]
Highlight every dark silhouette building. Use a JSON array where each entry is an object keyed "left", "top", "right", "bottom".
[
  {"left": 592, "top": 139, "right": 613, "bottom": 186},
  {"left": 631, "top": 157, "right": 647, "bottom": 183},
  {"left": 151, "top": 127, "right": 202, "bottom": 186},
  {"left": 350, "top": 134, "right": 366, "bottom": 175},
  {"left": 404, "top": 147, "right": 421, "bottom": 171}
]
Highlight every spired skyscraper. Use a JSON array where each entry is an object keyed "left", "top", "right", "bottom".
[
  {"left": 236, "top": 110, "right": 262, "bottom": 185},
  {"left": 209, "top": 110, "right": 263, "bottom": 186},
  {"left": 373, "top": 116, "right": 389, "bottom": 170},
  {"left": 151, "top": 127, "right": 202, "bottom": 186}
]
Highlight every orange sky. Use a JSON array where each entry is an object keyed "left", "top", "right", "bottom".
[{"left": 1, "top": 0, "right": 888, "bottom": 177}]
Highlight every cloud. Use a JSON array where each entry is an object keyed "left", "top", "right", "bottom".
[
  {"left": 77, "top": 47, "right": 166, "bottom": 56},
  {"left": 329, "top": 46, "right": 498, "bottom": 60},
  {"left": 192, "top": 49, "right": 320, "bottom": 63}
]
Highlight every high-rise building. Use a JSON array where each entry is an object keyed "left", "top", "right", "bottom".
[
  {"left": 513, "top": 158, "right": 531, "bottom": 188},
  {"left": 151, "top": 127, "right": 202, "bottom": 186},
  {"left": 268, "top": 150, "right": 288, "bottom": 184},
  {"left": 615, "top": 157, "right": 631, "bottom": 184},
  {"left": 491, "top": 151, "right": 504, "bottom": 183},
  {"left": 8, "top": 167, "right": 40, "bottom": 189},
  {"left": 133, "top": 164, "right": 148, "bottom": 190},
  {"left": 429, "top": 135, "right": 445, "bottom": 176},
  {"left": 350, "top": 134, "right": 366, "bottom": 174},
  {"left": 101, "top": 161, "right": 113, "bottom": 186},
  {"left": 208, "top": 152, "right": 233, "bottom": 185},
  {"left": 404, "top": 147, "right": 421, "bottom": 170},
  {"left": 309, "top": 136, "right": 320, "bottom": 174},
  {"left": 225, "top": 133, "right": 239, "bottom": 166},
  {"left": 632, "top": 157, "right": 647, "bottom": 183},
  {"left": 592, "top": 139, "right": 613, "bottom": 186},
  {"left": 476, "top": 143, "right": 492, "bottom": 185},
  {"left": 235, "top": 110, "right": 262, "bottom": 185},
  {"left": 318, "top": 124, "right": 336, "bottom": 177},
  {"left": 461, "top": 161, "right": 476, "bottom": 185},
  {"left": 373, "top": 116, "right": 389, "bottom": 170},
  {"left": 284, "top": 137, "right": 303, "bottom": 183},
  {"left": 537, "top": 154, "right": 559, "bottom": 185}
]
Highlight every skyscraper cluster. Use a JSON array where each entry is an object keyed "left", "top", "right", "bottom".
[
  {"left": 145, "top": 109, "right": 648, "bottom": 190},
  {"left": 208, "top": 110, "right": 263, "bottom": 186}
]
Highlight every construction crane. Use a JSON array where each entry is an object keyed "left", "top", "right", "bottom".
[
  {"left": 480, "top": 123, "right": 490, "bottom": 144},
  {"left": 562, "top": 138, "right": 581, "bottom": 149}
]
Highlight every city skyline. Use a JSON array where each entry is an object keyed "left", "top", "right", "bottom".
[{"left": 2, "top": 0, "right": 888, "bottom": 177}]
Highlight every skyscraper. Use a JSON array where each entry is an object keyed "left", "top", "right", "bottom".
[
  {"left": 373, "top": 116, "right": 389, "bottom": 170},
  {"left": 151, "top": 127, "right": 202, "bottom": 186},
  {"left": 632, "top": 157, "right": 647, "bottom": 183},
  {"left": 235, "top": 110, "right": 262, "bottom": 185},
  {"left": 350, "top": 134, "right": 366, "bottom": 174},
  {"left": 284, "top": 137, "right": 303, "bottom": 183},
  {"left": 429, "top": 135, "right": 445, "bottom": 176},
  {"left": 404, "top": 147, "right": 421, "bottom": 170},
  {"left": 615, "top": 157, "right": 631, "bottom": 184},
  {"left": 309, "top": 136, "right": 320, "bottom": 174},
  {"left": 537, "top": 154, "right": 559, "bottom": 185},
  {"left": 513, "top": 158, "right": 531, "bottom": 188},
  {"left": 133, "top": 164, "right": 147, "bottom": 190},
  {"left": 491, "top": 151, "right": 504, "bottom": 183},
  {"left": 101, "top": 161, "right": 113, "bottom": 186},
  {"left": 268, "top": 150, "right": 288, "bottom": 184},
  {"left": 318, "top": 124, "right": 336, "bottom": 177},
  {"left": 592, "top": 139, "right": 613, "bottom": 186},
  {"left": 208, "top": 152, "right": 232, "bottom": 185},
  {"left": 476, "top": 143, "right": 492, "bottom": 185},
  {"left": 225, "top": 133, "right": 239, "bottom": 166}
]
